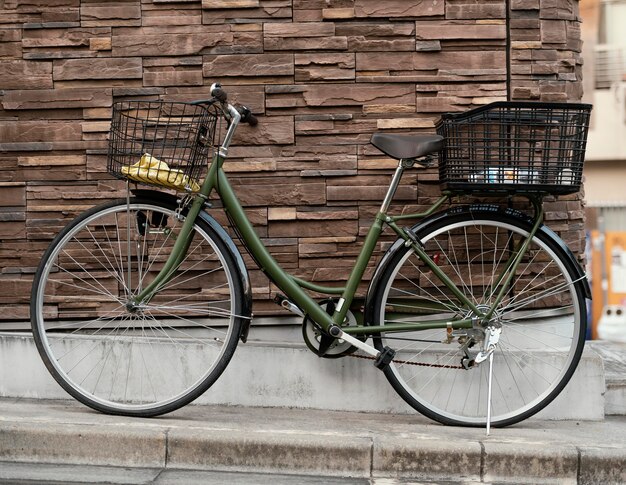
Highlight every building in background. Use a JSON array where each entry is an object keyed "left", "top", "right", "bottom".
[
  {"left": 0, "top": 0, "right": 589, "bottom": 326},
  {"left": 581, "top": 0, "right": 626, "bottom": 337}
]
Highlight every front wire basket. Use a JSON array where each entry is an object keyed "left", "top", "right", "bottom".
[
  {"left": 107, "top": 101, "right": 219, "bottom": 192},
  {"left": 436, "top": 102, "right": 592, "bottom": 195}
]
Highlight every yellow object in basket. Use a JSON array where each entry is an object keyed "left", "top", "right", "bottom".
[{"left": 120, "top": 154, "right": 200, "bottom": 192}]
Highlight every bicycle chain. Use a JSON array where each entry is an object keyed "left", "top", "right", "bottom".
[{"left": 349, "top": 352, "right": 463, "bottom": 369}]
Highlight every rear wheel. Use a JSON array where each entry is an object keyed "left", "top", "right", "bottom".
[
  {"left": 370, "top": 208, "right": 587, "bottom": 427},
  {"left": 31, "top": 198, "right": 244, "bottom": 417}
]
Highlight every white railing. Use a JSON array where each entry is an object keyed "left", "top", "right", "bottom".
[{"left": 595, "top": 44, "right": 626, "bottom": 89}]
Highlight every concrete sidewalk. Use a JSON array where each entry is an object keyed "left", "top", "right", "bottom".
[{"left": 1, "top": 398, "right": 625, "bottom": 484}]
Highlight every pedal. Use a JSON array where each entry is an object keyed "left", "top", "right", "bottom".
[
  {"left": 273, "top": 293, "right": 287, "bottom": 306},
  {"left": 273, "top": 294, "right": 304, "bottom": 318},
  {"left": 374, "top": 346, "right": 396, "bottom": 369}
]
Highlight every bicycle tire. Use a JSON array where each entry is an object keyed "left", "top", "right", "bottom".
[
  {"left": 368, "top": 206, "right": 587, "bottom": 427},
  {"left": 31, "top": 197, "right": 245, "bottom": 417}
]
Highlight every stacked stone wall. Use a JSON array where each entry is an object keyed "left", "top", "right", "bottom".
[{"left": 0, "top": 0, "right": 585, "bottom": 321}]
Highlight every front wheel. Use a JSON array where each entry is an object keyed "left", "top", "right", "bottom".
[
  {"left": 369, "top": 207, "right": 587, "bottom": 427},
  {"left": 31, "top": 197, "right": 245, "bottom": 417}
]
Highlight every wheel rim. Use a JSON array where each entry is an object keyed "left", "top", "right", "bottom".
[
  {"left": 33, "top": 202, "right": 238, "bottom": 413},
  {"left": 377, "top": 218, "right": 583, "bottom": 425}
]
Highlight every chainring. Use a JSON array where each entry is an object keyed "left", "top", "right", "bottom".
[{"left": 302, "top": 300, "right": 359, "bottom": 359}]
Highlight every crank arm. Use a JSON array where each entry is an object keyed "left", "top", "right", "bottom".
[{"left": 332, "top": 328, "right": 379, "bottom": 358}]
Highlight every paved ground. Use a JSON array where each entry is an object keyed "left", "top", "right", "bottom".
[
  {"left": 0, "top": 463, "right": 478, "bottom": 485},
  {"left": 0, "top": 398, "right": 625, "bottom": 484}
]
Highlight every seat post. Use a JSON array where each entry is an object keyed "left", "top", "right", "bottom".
[{"left": 380, "top": 159, "right": 407, "bottom": 214}]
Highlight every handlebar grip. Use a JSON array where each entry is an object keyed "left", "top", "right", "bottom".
[
  {"left": 245, "top": 113, "right": 258, "bottom": 127},
  {"left": 237, "top": 105, "right": 258, "bottom": 127}
]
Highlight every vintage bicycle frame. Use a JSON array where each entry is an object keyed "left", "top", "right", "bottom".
[{"left": 131, "top": 105, "right": 545, "bottom": 352}]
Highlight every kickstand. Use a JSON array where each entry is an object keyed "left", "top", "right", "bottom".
[{"left": 486, "top": 352, "right": 494, "bottom": 436}]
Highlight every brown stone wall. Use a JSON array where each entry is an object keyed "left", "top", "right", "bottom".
[{"left": 0, "top": 0, "right": 585, "bottom": 321}]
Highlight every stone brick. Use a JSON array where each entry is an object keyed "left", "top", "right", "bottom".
[
  {"left": 112, "top": 33, "right": 234, "bottom": 57},
  {"left": 1, "top": 88, "right": 112, "bottom": 110},
  {"left": 233, "top": 116, "right": 294, "bottom": 145},
  {"left": 81, "top": 4, "right": 141, "bottom": 27},
  {"left": 336, "top": 22, "right": 416, "bottom": 51},
  {"left": 0, "top": 29, "right": 21, "bottom": 42},
  {"left": 0, "top": 183, "right": 26, "bottom": 207},
  {"left": 41, "top": 9, "right": 80, "bottom": 24},
  {"left": 0, "top": 60, "right": 52, "bottom": 89},
  {"left": 90, "top": 37, "right": 111, "bottom": 50},
  {"left": 0, "top": 42, "right": 21, "bottom": 57},
  {"left": 328, "top": 185, "right": 417, "bottom": 202},
  {"left": 268, "top": 207, "right": 297, "bottom": 221},
  {"left": 264, "top": 22, "right": 348, "bottom": 50},
  {"left": 277, "top": 83, "right": 415, "bottom": 108},
  {"left": 446, "top": 0, "right": 506, "bottom": 19},
  {"left": 322, "top": 8, "right": 355, "bottom": 19},
  {"left": 357, "top": 51, "right": 506, "bottom": 73},
  {"left": 229, "top": 180, "right": 326, "bottom": 206},
  {"left": 142, "top": 7, "right": 202, "bottom": 27},
  {"left": 0, "top": 221, "right": 26, "bottom": 239},
  {"left": 415, "top": 21, "right": 506, "bottom": 40},
  {"left": 0, "top": 306, "right": 29, "bottom": 321},
  {"left": 416, "top": 41, "right": 441, "bottom": 51},
  {"left": 295, "top": 54, "right": 355, "bottom": 82},
  {"left": 143, "top": 69, "right": 203, "bottom": 87},
  {"left": 203, "top": 0, "right": 259, "bottom": 7},
  {"left": 203, "top": 4, "right": 291, "bottom": 21},
  {"left": 203, "top": 54, "right": 294, "bottom": 77},
  {"left": 0, "top": 121, "right": 82, "bottom": 144},
  {"left": 265, "top": 22, "right": 334, "bottom": 38},
  {"left": 225, "top": 160, "right": 277, "bottom": 173},
  {"left": 53, "top": 58, "right": 142, "bottom": 80},
  {"left": 355, "top": 0, "right": 444, "bottom": 17},
  {"left": 540, "top": 0, "right": 578, "bottom": 20},
  {"left": 511, "top": 0, "right": 539, "bottom": 9},
  {"left": 541, "top": 20, "right": 567, "bottom": 44},
  {"left": 21, "top": 27, "right": 109, "bottom": 49},
  {"left": 511, "top": 28, "right": 541, "bottom": 42},
  {"left": 269, "top": 219, "right": 358, "bottom": 238},
  {"left": 337, "top": 22, "right": 415, "bottom": 38},
  {"left": 376, "top": 118, "right": 435, "bottom": 129}
]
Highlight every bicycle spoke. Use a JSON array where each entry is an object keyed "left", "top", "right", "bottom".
[
  {"left": 33, "top": 200, "right": 243, "bottom": 415},
  {"left": 374, "top": 212, "right": 585, "bottom": 427}
]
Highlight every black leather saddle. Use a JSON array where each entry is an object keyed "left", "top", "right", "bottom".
[{"left": 370, "top": 133, "right": 443, "bottom": 160}]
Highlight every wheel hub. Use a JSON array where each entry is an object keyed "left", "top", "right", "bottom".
[
  {"left": 457, "top": 304, "right": 504, "bottom": 368},
  {"left": 125, "top": 300, "right": 145, "bottom": 315}
]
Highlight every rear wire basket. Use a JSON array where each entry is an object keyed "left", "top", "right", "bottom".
[
  {"left": 107, "top": 101, "right": 219, "bottom": 192},
  {"left": 435, "top": 102, "right": 592, "bottom": 195}
]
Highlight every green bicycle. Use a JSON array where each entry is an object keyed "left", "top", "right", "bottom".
[{"left": 30, "top": 84, "right": 592, "bottom": 428}]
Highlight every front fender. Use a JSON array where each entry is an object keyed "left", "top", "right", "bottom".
[
  {"left": 364, "top": 204, "right": 590, "bottom": 327},
  {"left": 132, "top": 190, "right": 253, "bottom": 342}
]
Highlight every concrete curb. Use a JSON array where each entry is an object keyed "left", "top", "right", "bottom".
[
  {"left": 0, "top": 332, "right": 608, "bottom": 420},
  {"left": 1, "top": 399, "right": 625, "bottom": 483},
  {"left": 167, "top": 428, "right": 373, "bottom": 477},
  {"left": 0, "top": 421, "right": 166, "bottom": 468}
]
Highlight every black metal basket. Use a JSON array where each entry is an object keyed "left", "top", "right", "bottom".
[
  {"left": 435, "top": 102, "right": 592, "bottom": 195},
  {"left": 107, "top": 101, "right": 218, "bottom": 192}
]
